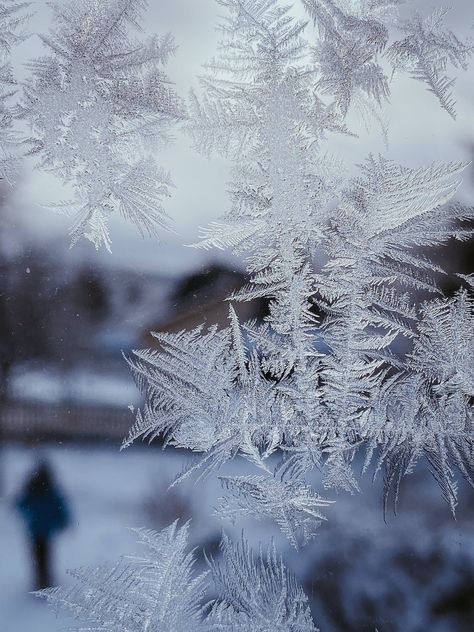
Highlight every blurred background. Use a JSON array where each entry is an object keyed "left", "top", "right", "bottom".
[{"left": 1, "top": 1, "right": 474, "bottom": 631}]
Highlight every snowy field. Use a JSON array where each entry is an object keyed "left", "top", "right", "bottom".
[
  {"left": 0, "top": 443, "right": 226, "bottom": 631},
  {"left": 0, "top": 443, "right": 282, "bottom": 632},
  {"left": 1, "top": 443, "right": 473, "bottom": 631}
]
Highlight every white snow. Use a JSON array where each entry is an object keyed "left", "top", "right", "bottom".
[
  {"left": 10, "top": 368, "right": 141, "bottom": 407},
  {"left": 1, "top": 444, "right": 473, "bottom": 631},
  {"left": 0, "top": 443, "right": 277, "bottom": 631}
]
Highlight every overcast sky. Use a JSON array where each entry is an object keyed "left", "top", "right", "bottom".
[{"left": 7, "top": 0, "right": 474, "bottom": 277}]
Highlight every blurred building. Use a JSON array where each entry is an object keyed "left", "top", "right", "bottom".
[
  {"left": 141, "top": 262, "right": 268, "bottom": 345},
  {"left": 0, "top": 254, "right": 266, "bottom": 442}
]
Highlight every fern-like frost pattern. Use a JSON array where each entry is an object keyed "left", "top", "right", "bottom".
[
  {"left": 126, "top": 0, "right": 474, "bottom": 548},
  {"left": 39, "top": 522, "right": 317, "bottom": 632},
  {"left": 19, "top": 0, "right": 184, "bottom": 249},
  {"left": 0, "top": 1, "right": 30, "bottom": 182},
  {"left": 25, "top": 1, "right": 474, "bottom": 630}
]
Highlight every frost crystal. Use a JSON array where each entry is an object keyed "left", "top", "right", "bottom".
[
  {"left": 17, "top": 0, "right": 474, "bottom": 630},
  {"left": 387, "top": 8, "right": 472, "bottom": 119},
  {"left": 126, "top": 0, "right": 474, "bottom": 547},
  {"left": 0, "top": 1, "right": 30, "bottom": 182},
  {"left": 303, "top": 0, "right": 392, "bottom": 115},
  {"left": 218, "top": 475, "right": 333, "bottom": 548},
  {"left": 304, "top": 1, "right": 472, "bottom": 123},
  {"left": 207, "top": 533, "right": 318, "bottom": 631},
  {"left": 19, "top": 0, "right": 184, "bottom": 250},
  {"left": 38, "top": 522, "right": 317, "bottom": 632},
  {"left": 39, "top": 522, "right": 208, "bottom": 631}
]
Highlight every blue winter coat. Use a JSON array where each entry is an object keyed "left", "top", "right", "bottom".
[{"left": 16, "top": 487, "right": 71, "bottom": 539}]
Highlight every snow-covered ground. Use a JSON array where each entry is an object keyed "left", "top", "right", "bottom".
[
  {"left": 0, "top": 444, "right": 213, "bottom": 631},
  {"left": 0, "top": 443, "right": 279, "bottom": 632},
  {"left": 10, "top": 367, "right": 141, "bottom": 408},
  {"left": 1, "top": 443, "right": 473, "bottom": 631}
]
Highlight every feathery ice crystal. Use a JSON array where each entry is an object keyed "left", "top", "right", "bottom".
[
  {"left": 17, "top": 1, "right": 474, "bottom": 630},
  {"left": 19, "top": 0, "right": 185, "bottom": 250},
  {"left": 0, "top": 1, "right": 30, "bottom": 182},
  {"left": 126, "top": 0, "right": 474, "bottom": 548},
  {"left": 39, "top": 521, "right": 317, "bottom": 632}
]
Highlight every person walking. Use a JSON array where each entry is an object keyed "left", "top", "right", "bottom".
[{"left": 15, "top": 459, "right": 71, "bottom": 590}]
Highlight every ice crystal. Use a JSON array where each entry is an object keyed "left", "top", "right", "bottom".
[
  {"left": 38, "top": 522, "right": 317, "bottom": 632},
  {"left": 303, "top": 0, "right": 392, "bottom": 115},
  {"left": 387, "top": 8, "right": 472, "bottom": 119},
  {"left": 125, "top": 310, "right": 286, "bottom": 474},
  {"left": 304, "top": 1, "right": 472, "bottom": 121},
  {"left": 218, "top": 475, "right": 333, "bottom": 548},
  {"left": 0, "top": 1, "right": 30, "bottom": 182},
  {"left": 207, "top": 533, "right": 318, "bottom": 631},
  {"left": 18, "top": 1, "right": 474, "bottom": 630},
  {"left": 0, "top": 1, "right": 29, "bottom": 50},
  {"left": 19, "top": 0, "right": 184, "bottom": 250},
  {"left": 126, "top": 0, "right": 474, "bottom": 547}
]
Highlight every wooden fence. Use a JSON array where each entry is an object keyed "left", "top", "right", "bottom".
[{"left": 0, "top": 401, "right": 135, "bottom": 443}]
